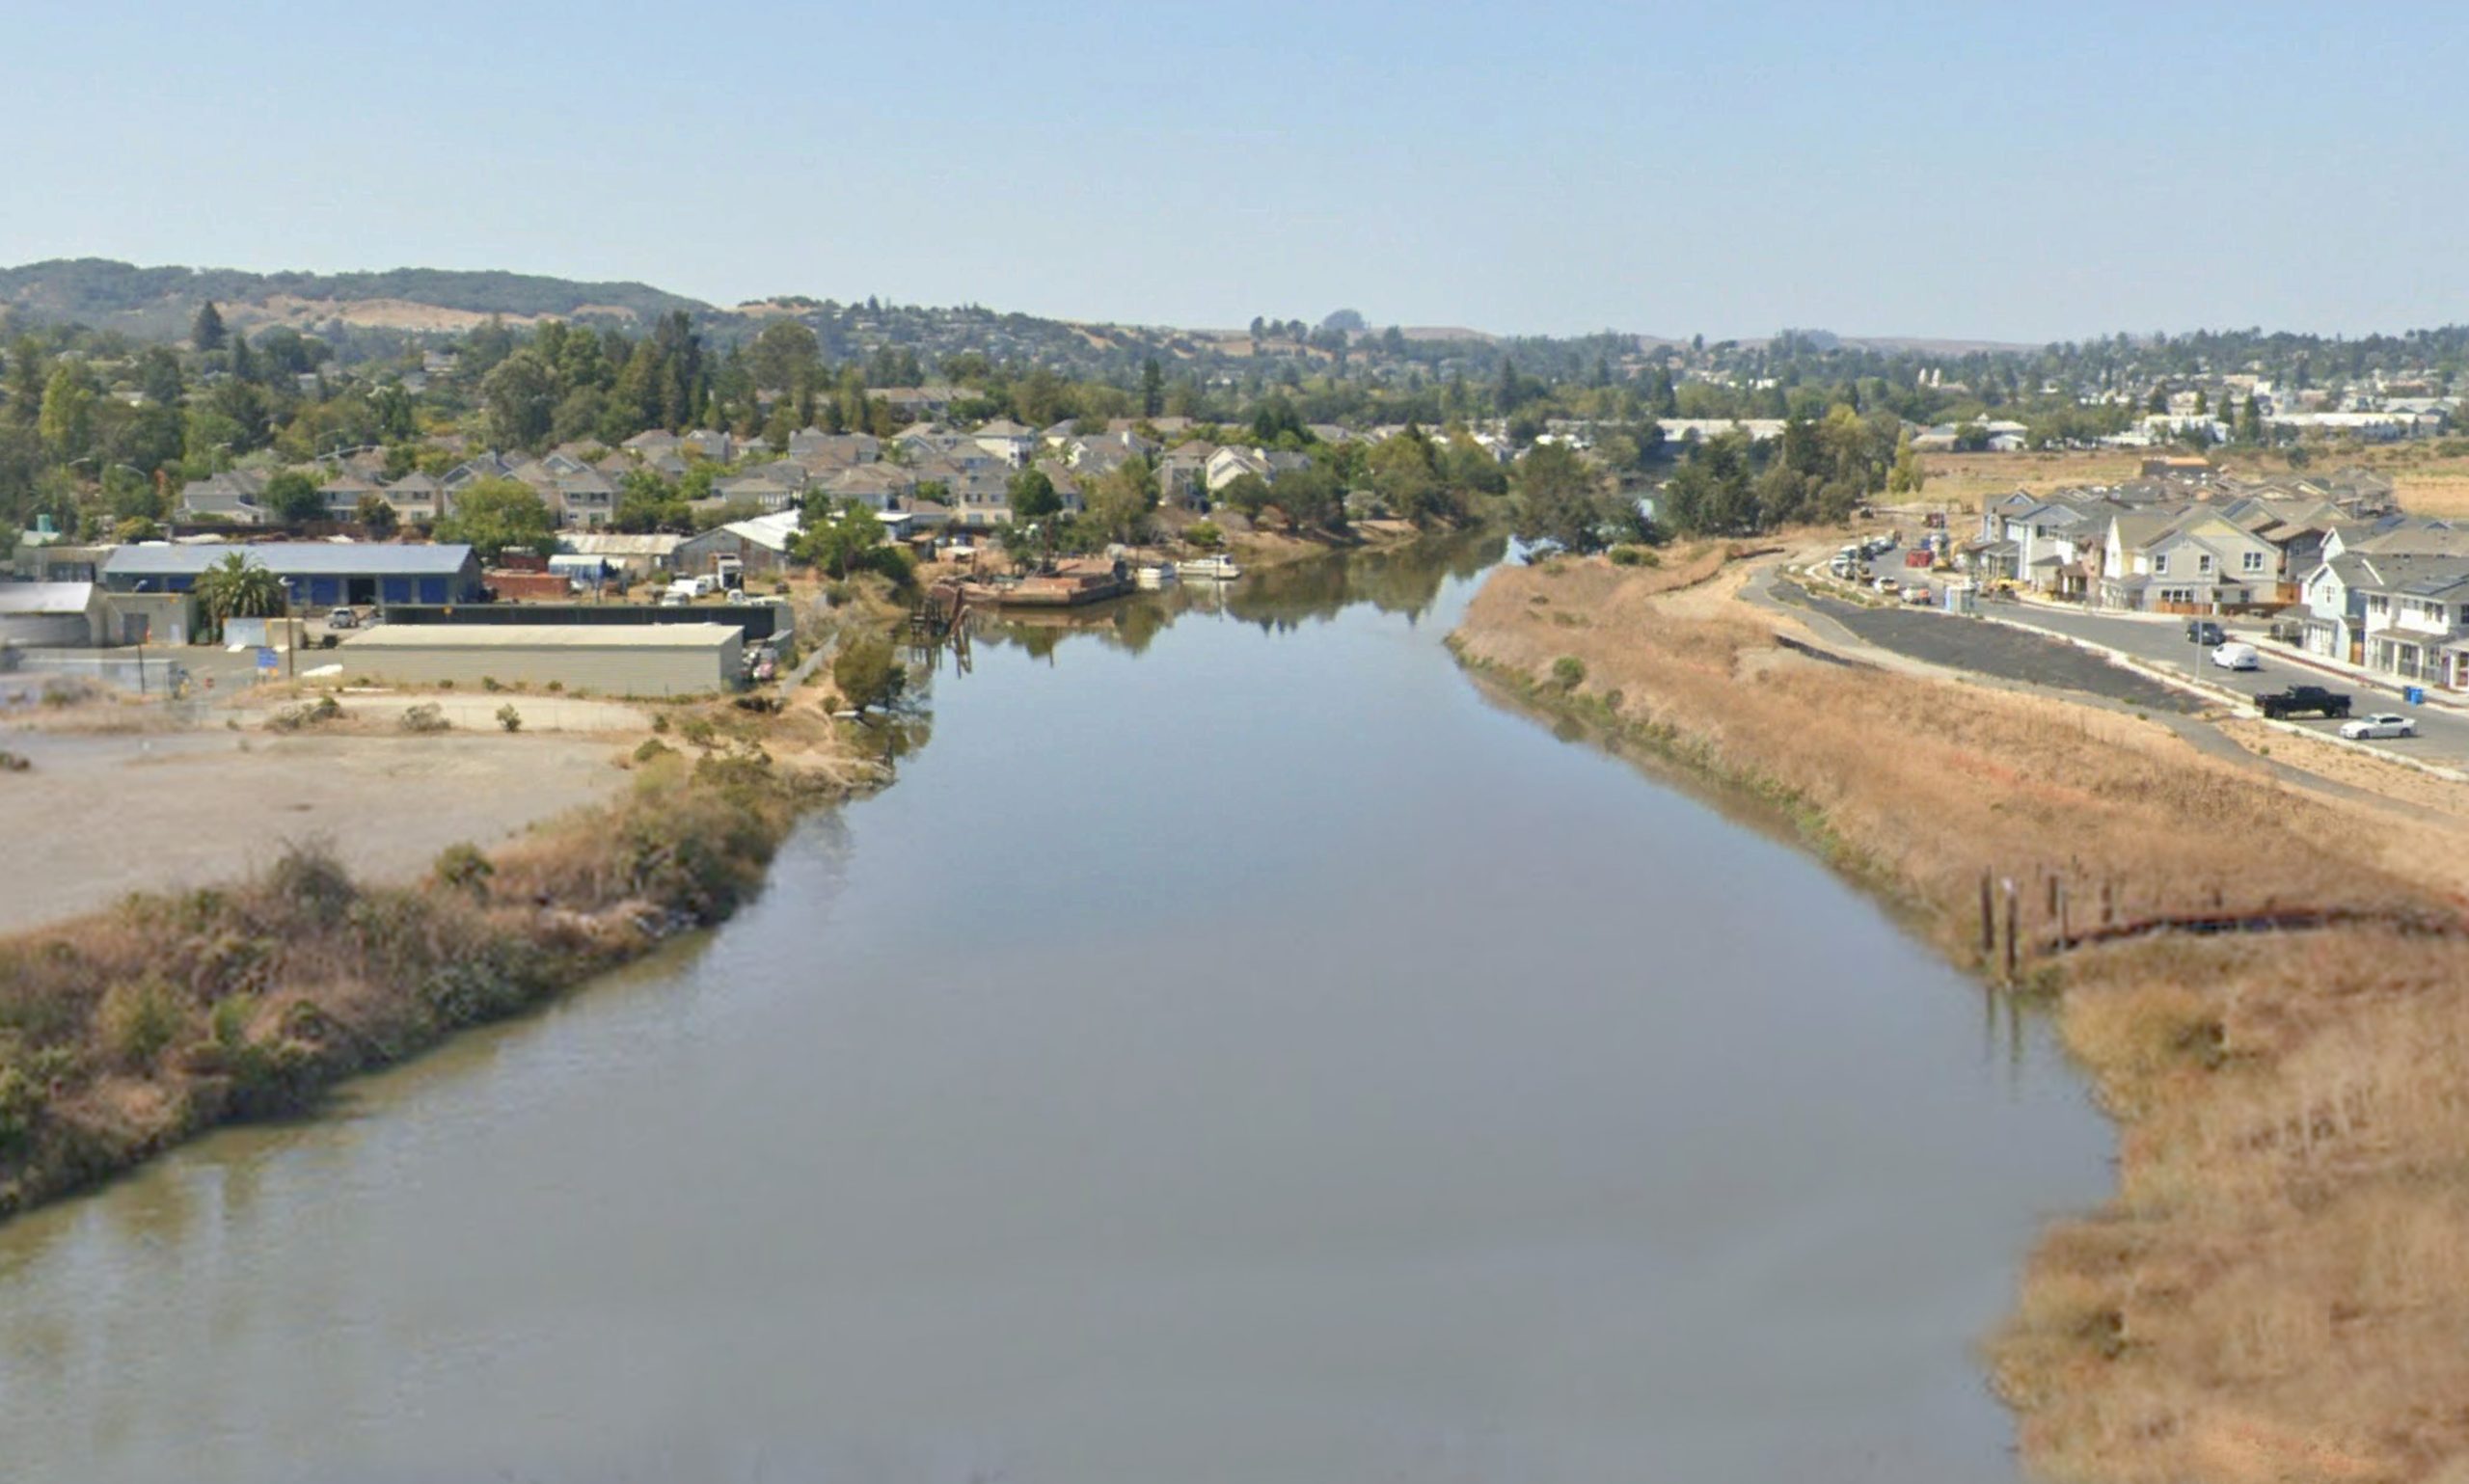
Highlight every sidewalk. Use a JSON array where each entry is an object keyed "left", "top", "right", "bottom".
[{"left": 2250, "top": 639, "right": 2469, "bottom": 719}]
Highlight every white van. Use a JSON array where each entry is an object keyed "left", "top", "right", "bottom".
[{"left": 2210, "top": 641, "right": 2261, "bottom": 671}]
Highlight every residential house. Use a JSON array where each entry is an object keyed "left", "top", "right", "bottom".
[
  {"left": 316, "top": 471, "right": 386, "bottom": 521},
  {"left": 621, "top": 429, "right": 682, "bottom": 461},
  {"left": 683, "top": 429, "right": 734, "bottom": 463},
  {"left": 1206, "top": 445, "right": 1273, "bottom": 492},
  {"left": 971, "top": 418, "right": 1038, "bottom": 467},
  {"left": 2096, "top": 507, "right": 2283, "bottom": 613},
  {"left": 871, "top": 386, "right": 960, "bottom": 419},
  {"left": 177, "top": 470, "right": 272, "bottom": 526},
  {"left": 2350, "top": 556, "right": 2469, "bottom": 688},
  {"left": 822, "top": 463, "right": 918, "bottom": 513},
  {"left": 552, "top": 468, "right": 620, "bottom": 526},
  {"left": 381, "top": 472, "right": 448, "bottom": 525},
  {"left": 787, "top": 428, "right": 879, "bottom": 464}
]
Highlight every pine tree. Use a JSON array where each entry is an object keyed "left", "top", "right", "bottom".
[
  {"left": 191, "top": 301, "right": 227, "bottom": 352},
  {"left": 1140, "top": 356, "right": 1164, "bottom": 418}
]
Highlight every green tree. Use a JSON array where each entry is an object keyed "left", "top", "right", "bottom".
[
  {"left": 191, "top": 301, "right": 227, "bottom": 352},
  {"left": 263, "top": 470, "right": 325, "bottom": 526},
  {"left": 613, "top": 470, "right": 688, "bottom": 533},
  {"left": 355, "top": 493, "right": 399, "bottom": 538},
  {"left": 437, "top": 476, "right": 557, "bottom": 558},
  {"left": 1140, "top": 356, "right": 1165, "bottom": 418},
  {"left": 1086, "top": 456, "right": 1158, "bottom": 542},
  {"left": 1267, "top": 462, "right": 1343, "bottom": 532},
  {"left": 831, "top": 632, "right": 905, "bottom": 715},
  {"left": 480, "top": 352, "right": 558, "bottom": 451},
  {"left": 797, "top": 498, "right": 887, "bottom": 580},
  {"left": 1510, "top": 442, "right": 1619, "bottom": 553},
  {"left": 1008, "top": 467, "right": 1062, "bottom": 525},
  {"left": 1886, "top": 427, "right": 1926, "bottom": 495},
  {"left": 193, "top": 552, "right": 285, "bottom": 636},
  {"left": 747, "top": 320, "right": 821, "bottom": 392},
  {"left": 37, "top": 361, "right": 97, "bottom": 462}
]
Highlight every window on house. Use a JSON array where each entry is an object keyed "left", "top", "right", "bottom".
[
  {"left": 2197, "top": 553, "right": 2215, "bottom": 575},
  {"left": 2153, "top": 553, "right": 2169, "bottom": 575},
  {"left": 2242, "top": 551, "right": 2265, "bottom": 572}
]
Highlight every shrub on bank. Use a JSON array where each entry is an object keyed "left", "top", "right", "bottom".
[{"left": 0, "top": 750, "right": 813, "bottom": 1219}]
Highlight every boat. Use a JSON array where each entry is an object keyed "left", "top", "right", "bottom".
[
  {"left": 1133, "top": 561, "right": 1179, "bottom": 590},
  {"left": 1177, "top": 553, "right": 1241, "bottom": 580}
]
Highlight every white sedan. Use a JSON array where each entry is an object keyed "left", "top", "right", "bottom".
[{"left": 2339, "top": 713, "right": 2418, "bottom": 741}]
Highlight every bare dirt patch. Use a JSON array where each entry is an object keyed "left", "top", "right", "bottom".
[{"left": 0, "top": 728, "right": 625, "bottom": 934}]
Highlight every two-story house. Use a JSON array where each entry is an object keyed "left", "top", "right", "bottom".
[
  {"left": 2097, "top": 508, "right": 2282, "bottom": 613},
  {"left": 2350, "top": 556, "right": 2469, "bottom": 688}
]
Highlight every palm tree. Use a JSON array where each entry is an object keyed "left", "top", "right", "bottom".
[{"left": 192, "top": 553, "right": 285, "bottom": 639}]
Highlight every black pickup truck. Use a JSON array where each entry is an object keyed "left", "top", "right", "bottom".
[{"left": 2257, "top": 685, "right": 2352, "bottom": 719}]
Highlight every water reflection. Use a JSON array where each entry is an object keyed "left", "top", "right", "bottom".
[{"left": 966, "top": 530, "right": 1509, "bottom": 659}]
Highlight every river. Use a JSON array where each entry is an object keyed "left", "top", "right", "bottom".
[{"left": 0, "top": 535, "right": 2111, "bottom": 1483}]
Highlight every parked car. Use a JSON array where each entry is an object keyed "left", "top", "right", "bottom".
[
  {"left": 658, "top": 590, "right": 689, "bottom": 607},
  {"left": 1903, "top": 584, "right": 1933, "bottom": 605},
  {"left": 2340, "top": 713, "right": 2418, "bottom": 741},
  {"left": 1872, "top": 576, "right": 1900, "bottom": 593},
  {"left": 2210, "top": 641, "right": 2260, "bottom": 671},
  {"left": 2257, "top": 686, "right": 2352, "bottom": 719},
  {"left": 2185, "top": 620, "right": 2225, "bottom": 646},
  {"left": 327, "top": 607, "right": 358, "bottom": 630}
]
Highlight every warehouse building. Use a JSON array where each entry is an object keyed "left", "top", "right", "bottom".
[
  {"left": 0, "top": 582, "right": 118, "bottom": 647},
  {"left": 101, "top": 543, "right": 483, "bottom": 609},
  {"left": 337, "top": 623, "right": 742, "bottom": 696}
]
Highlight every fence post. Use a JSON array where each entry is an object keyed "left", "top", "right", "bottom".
[
  {"left": 1980, "top": 872, "right": 1996, "bottom": 958},
  {"left": 2003, "top": 877, "right": 2020, "bottom": 985}
]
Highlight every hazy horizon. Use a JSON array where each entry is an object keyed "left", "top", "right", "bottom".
[{"left": 5, "top": 0, "right": 2464, "bottom": 344}]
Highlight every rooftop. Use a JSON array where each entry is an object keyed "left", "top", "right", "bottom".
[
  {"left": 339, "top": 623, "right": 740, "bottom": 651},
  {"left": 104, "top": 543, "right": 476, "bottom": 578}
]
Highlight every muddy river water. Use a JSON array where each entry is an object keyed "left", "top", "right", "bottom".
[{"left": 0, "top": 536, "right": 2111, "bottom": 1483}]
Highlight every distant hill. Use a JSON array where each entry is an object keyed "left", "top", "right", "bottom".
[{"left": 0, "top": 258, "right": 711, "bottom": 339}]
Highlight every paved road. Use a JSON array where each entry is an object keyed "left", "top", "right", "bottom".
[
  {"left": 1969, "top": 592, "right": 2469, "bottom": 768},
  {"left": 1773, "top": 578, "right": 2201, "bottom": 714}
]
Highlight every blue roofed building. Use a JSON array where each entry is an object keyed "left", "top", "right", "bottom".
[{"left": 100, "top": 543, "right": 483, "bottom": 610}]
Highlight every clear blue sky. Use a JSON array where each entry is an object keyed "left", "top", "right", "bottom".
[{"left": 4, "top": 0, "right": 2462, "bottom": 342}]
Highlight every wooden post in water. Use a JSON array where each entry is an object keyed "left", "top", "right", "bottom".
[
  {"left": 1980, "top": 872, "right": 1996, "bottom": 959},
  {"left": 2002, "top": 877, "right": 2021, "bottom": 985}
]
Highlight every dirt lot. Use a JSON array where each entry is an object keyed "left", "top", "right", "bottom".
[{"left": 0, "top": 726, "right": 628, "bottom": 934}]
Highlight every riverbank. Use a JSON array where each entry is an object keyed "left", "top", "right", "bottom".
[
  {"left": 0, "top": 615, "right": 896, "bottom": 1221},
  {"left": 1451, "top": 546, "right": 2469, "bottom": 1482}
]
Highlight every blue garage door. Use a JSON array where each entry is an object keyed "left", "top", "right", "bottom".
[
  {"left": 307, "top": 577, "right": 340, "bottom": 607},
  {"left": 380, "top": 578, "right": 413, "bottom": 604},
  {"left": 418, "top": 578, "right": 448, "bottom": 604}
]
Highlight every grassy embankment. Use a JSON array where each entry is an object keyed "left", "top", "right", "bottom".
[
  {"left": 1451, "top": 548, "right": 2469, "bottom": 1483},
  {"left": 1916, "top": 441, "right": 2469, "bottom": 518},
  {"left": 0, "top": 593, "right": 905, "bottom": 1222}
]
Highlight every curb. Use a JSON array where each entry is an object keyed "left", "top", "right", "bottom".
[{"left": 1971, "top": 614, "right": 2469, "bottom": 784}]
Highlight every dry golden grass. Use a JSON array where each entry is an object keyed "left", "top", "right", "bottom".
[
  {"left": 1913, "top": 442, "right": 2469, "bottom": 518},
  {"left": 1917, "top": 450, "right": 2153, "bottom": 511},
  {"left": 1454, "top": 553, "right": 2469, "bottom": 1484}
]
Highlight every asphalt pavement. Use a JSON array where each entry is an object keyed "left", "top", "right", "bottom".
[{"left": 1972, "top": 594, "right": 2469, "bottom": 768}]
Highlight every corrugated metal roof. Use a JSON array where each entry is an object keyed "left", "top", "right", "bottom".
[
  {"left": 0, "top": 582, "right": 97, "bottom": 614},
  {"left": 339, "top": 623, "right": 738, "bottom": 651},
  {"left": 103, "top": 543, "right": 475, "bottom": 578}
]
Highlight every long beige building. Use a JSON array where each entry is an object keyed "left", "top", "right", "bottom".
[{"left": 339, "top": 623, "right": 742, "bottom": 696}]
